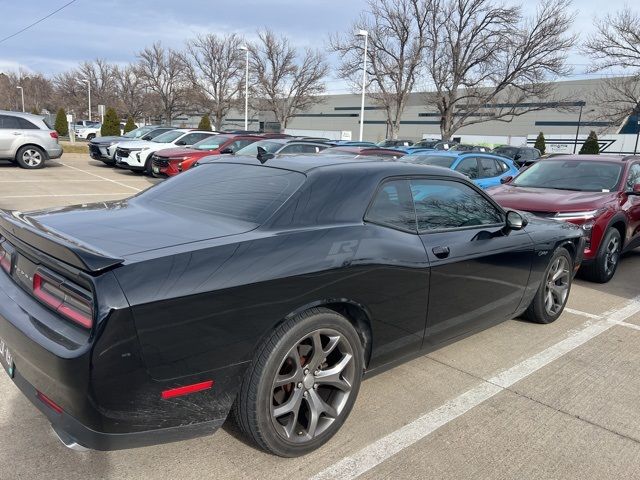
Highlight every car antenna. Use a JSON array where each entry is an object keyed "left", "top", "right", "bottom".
[{"left": 256, "top": 146, "right": 274, "bottom": 164}]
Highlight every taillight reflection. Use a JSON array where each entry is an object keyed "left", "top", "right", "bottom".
[
  {"left": 33, "top": 271, "right": 93, "bottom": 329},
  {"left": 0, "top": 242, "right": 11, "bottom": 274}
]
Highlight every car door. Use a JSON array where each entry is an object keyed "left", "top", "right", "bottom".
[
  {"left": 454, "top": 156, "right": 481, "bottom": 181},
  {"left": 409, "top": 177, "right": 534, "bottom": 346},
  {"left": 623, "top": 162, "right": 640, "bottom": 249},
  {"left": 0, "top": 115, "right": 23, "bottom": 158}
]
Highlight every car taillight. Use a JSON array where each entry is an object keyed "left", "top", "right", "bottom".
[
  {"left": 50, "top": 131, "right": 59, "bottom": 140},
  {"left": 0, "top": 242, "right": 11, "bottom": 274},
  {"left": 33, "top": 271, "right": 93, "bottom": 329}
]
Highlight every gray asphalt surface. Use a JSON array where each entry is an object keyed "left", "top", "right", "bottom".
[{"left": 0, "top": 154, "right": 639, "bottom": 479}]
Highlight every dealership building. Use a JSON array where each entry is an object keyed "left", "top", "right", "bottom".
[{"left": 176, "top": 77, "right": 640, "bottom": 154}]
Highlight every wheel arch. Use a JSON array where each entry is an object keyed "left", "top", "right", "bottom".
[
  {"left": 284, "top": 299, "right": 374, "bottom": 369},
  {"left": 15, "top": 143, "right": 49, "bottom": 161},
  {"left": 607, "top": 215, "right": 627, "bottom": 245}
]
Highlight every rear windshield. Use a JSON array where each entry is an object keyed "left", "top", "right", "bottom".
[
  {"left": 139, "top": 163, "right": 305, "bottom": 224},
  {"left": 403, "top": 155, "right": 455, "bottom": 168},
  {"left": 43, "top": 118, "right": 53, "bottom": 130}
]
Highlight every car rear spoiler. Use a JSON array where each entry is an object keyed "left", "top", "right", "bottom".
[{"left": 0, "top": 209, "right": 124, "bottom": 273}]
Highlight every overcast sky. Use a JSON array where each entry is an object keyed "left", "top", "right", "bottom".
[{"left": 0, "top": 0, "right": 633, "bottom": 93}]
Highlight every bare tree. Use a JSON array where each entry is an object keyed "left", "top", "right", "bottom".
[
  {"left": 52, "top": 70, "right": 85, "bottom": 116},
  {"left": 77, "top": 59, "right": 118, "bottom": 114},
  {"left": 424, "top": 0, "right": 576, "bottom": 140},
  {"left": 114, "top": 64, "right": 147, "bottom": 119},
  {"left": 249, "top": 29, "right": 328, "bottom": 132},
  {"left": 330, "top": 0, "right": 430, "bottom": 139},
  {"left": 137, "top": 42, "right": 189, "bottom": 124},
  {"left": 186, "top": 33, "right": 245, "bottom": 130},
  {"left": 584, "top": 8, "right": 640, "bottom": 126}
]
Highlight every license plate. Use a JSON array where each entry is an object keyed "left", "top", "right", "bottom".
[
  {"left": 0, "top": 339, "right": 15, "bottom": 378},
  {"left": 152, "top": 166, "right": 159, "bottom": 174}
]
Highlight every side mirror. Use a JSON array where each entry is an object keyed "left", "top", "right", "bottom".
[
  {"left": 257, "top": 146, "right": 274, "bottom": 164},
  {"left": 220, "top": 147, "right": 234, "bottom": 154},
  {"left": 506, "top": 210, "right": 527, "bottom": 230},
  {"left": 500, "top": 175, "right": 513, "bottom": 184},
  {"left": 176, "top": 140, "right": 187, "bottom": 146}
]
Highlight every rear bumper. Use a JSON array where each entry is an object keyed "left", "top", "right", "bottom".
[
  {"left": 11, "top": 368, "right": 225, "bottom": 450},
  {"left": 47, "top": 146, "right": 63, "bottom": 159}
]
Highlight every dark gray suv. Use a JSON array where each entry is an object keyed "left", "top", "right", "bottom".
[{"left": 0, "top": 111, "right": 62, "bottom": 169}]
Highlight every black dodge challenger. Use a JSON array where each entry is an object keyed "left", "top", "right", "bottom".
[{"left": 0, "top": 155, "right": 584, "bottom": 456}]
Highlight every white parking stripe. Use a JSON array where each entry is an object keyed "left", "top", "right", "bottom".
[
  {"left": 0, "top": 179, "right": 105, "bottom": 183},
  {"left": 311, "top": 297, "right": 640, "bottom": 480},
  {"left": 0, "top": 194, "right": 133, "bottom": 199},
  {"left": 564, "top": 307, "right": 602, "bottom": 320},
  {"left": 609, "top": 320, "right": 640, "bottom": 332},
  {"left": 58, "top": 162, "right": 142, "bottom": 192}
]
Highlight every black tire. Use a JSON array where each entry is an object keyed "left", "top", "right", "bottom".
[
  {"left": 87, "top": 134, "right": 96, "bottom": 141},
  {"left": 523, "top": 247, "right": 573, "bottom": 324},
  {"left": 234, "top": 307, "right": 364, "bottom": 457},
  {"left": 581, "top": 228, "right": 621, "bottom": 283},
  {"left": 16, "top": 145, "right": 46, "bottom": 169}
]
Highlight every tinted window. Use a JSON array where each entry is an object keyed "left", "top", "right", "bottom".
[
  {"left": 365, "top": 180, "right": 416, "bottom": 232},
  {"left": 410, "top": 179, "right": 504, "bottom": 231},
  {"left": 17, "top": 117, "right": 39, "bottom": 129},
  {"left": 626, "top": 164, "right": 640, "bottom": 190},
  {"left": 479, "top": 157, "right": 500, "bottom": 178},
  {"left": 179, "top": 132, "right": 213, "bottom": 145},
  {"left": 0, "top": 115, "right": 21, "bottom": 129},
  {"left": 140, "top": 164, "right": 305, "bottom": 224},
  {"left": 192, "top": 135, "right": 230, "bottom": 150},
  {"left": 236, "top": 140, "right": 283, "bottom": 156},
  {"left": 513, "top": 160, "right": 623, "bottom": 192},
  {"left": 496, "top": 159, "right": 510, "bottom": 173},
  {"left": 455, "top": 157, "right": 480, "bottom": 179},
  {"left": 280, "top": 144, "right": 322, "bottom": 154},
  {"left": 152, "top": 130, "right": 185, "bottom": 143}
]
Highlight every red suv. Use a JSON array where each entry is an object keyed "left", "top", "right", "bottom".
[
  {"left": 489, "top": 155, "right": 640, "bottom": 282},
  {"left": 151, "top": 134, "right": 262, "bottom": 177}
]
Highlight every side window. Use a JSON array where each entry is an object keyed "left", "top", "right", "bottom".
[
  {"left": 298, "top": 144, "right": 321, "bottom": 153},
  {"left": 479, "top": 157, "right": 500, "bottom": 178},
  {"left": 626, "top": 164, "right": 640, "bottom": 190},
  {"left": 365, "top": 180, "right": 416, "bottom": 232},
  {"left": 232, "top": 140, "right": 253, "bottom": 151},
  {"left": 455, "top": 157, "right": 480, "bottom": 179},
  {"left": 496, "top": 159, "right": 510, "bottom": 173},
  {"left": 410, "top": 179, "right": 504, "bottom": 231},
  {"left": 0, "top": 115, "right": 20, "bottom": 129},
  {"left": 17, "top": 118, "right": 39, "bottom": 129},
  {"left": 179, "top": 133, "right": 211, "bottom": 145},
  {"left": 279, "top": 144, "right": 299, "bottom": 154}
]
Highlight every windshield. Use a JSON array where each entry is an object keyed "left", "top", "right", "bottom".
[
  {"left": 403, "top": 155, "right": 455, "bottom": 168},
  {"left": 236, "top": 140, "right": 283, "bottom": 156},
  {"left": 124, "top": 126, "right": 153, "bottom": 138},
  {"left": 192, "top": 135, "right": 230, "bottom": 150},
  {"left": 512, "top": 160, "right": 623, "bottom": 192},
  {"left": 416, "top": 140, "right": 439, "bottom": 148},
  {"left": 152, "top": 130, "right": 185, "bottom": 143}
]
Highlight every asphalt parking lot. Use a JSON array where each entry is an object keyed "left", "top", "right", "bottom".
[{"left": 1, "top": 154, "right": 640, "bottom": 480}]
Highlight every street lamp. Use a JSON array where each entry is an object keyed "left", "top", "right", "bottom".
[
  {"left": 16, "top": 86, "right": 24, "bottom": 112},
  {"left": 239, "top": 45, "right": 249, "bottom": 131},
  {"left": 572, "top": 101, "right": 586, "bottom": 154},
  {"left": 356, "top": 29, "right": 368, "bottom": 142},
  {"left": 84, "top": 79, "right": 91, "bottom": 121},
  {"left": 634, "top": 114, "right": 640, "bottom": 155}
]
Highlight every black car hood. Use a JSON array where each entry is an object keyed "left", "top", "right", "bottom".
[{"left": 21, "top": 200, "right": 255, "bottom": 257}]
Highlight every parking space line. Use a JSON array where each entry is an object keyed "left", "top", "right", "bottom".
[
  {"left": 564, "top": 307, "right": 602, "bottom": 320},
  {"left": 58, "top": 162, "right": 142, "bottom": 192},
  {"left": 609, "top": 320, "right": 640, "bottom": 332},
  {"left": 311, "top": 297, "right": 640, "bottom": 480},
  {"left": 0, "top": 179, "right": 105, "bottom": 183},
  {"left": 0, "top": 194, "right": 133, "bottom": 199}
]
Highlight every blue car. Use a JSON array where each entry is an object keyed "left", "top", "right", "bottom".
[{"left": 401, "top": 151, "right": 520, "bottom": 189}]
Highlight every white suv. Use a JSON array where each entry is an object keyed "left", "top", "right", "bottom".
[
  {"left": 0, "top": 111, "right": 62, "bottom": 169},
  {"left": 115, "top": 129, "right": 216, "bottom": 174}
]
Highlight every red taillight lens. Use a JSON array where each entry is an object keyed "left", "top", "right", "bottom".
[
  {"left": 50, "top": 131, "right": 59, "bottom": 140},
  {"left": 161, "top": 380, "right": 214, "bottom": 400},
  {"left": 36, "top": 391, "right": 63, "bottom": 414},
  {"left": 0, "top": 243, "right": 11, "bottom": 274},
  {"left": 33, "top": 271, "right": 93, "bottom": 329}
]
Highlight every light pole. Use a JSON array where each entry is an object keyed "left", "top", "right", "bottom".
[
  {"left": 356, "top": 30, "right": 368, "bottom": 142},
  {"left": 239, "top": 45, "right": 249, "bottom": 131},
  {"left": 634, "top": 114, "right": 640, "bottom": 155},
  {"left": 16, "top": 86, "right": 24, "bottom": 112},
  {"left": 84, "top": 79, "right": 92, "bottom": 121},
  {"left": 572, "top": 101, "right": 585, "bottom": 154}
]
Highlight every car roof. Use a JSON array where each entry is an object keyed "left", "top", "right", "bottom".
[
  {"left": 0, "top": 109, "right": 44, "bottom": 120},
  {"left": 200, "top": 154, "right": 468, "bottom": 178},
  {"left": 541, "top": 154, "right": 634, "bottom": 163}
]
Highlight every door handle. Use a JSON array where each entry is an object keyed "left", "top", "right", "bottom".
[
  {"left": 11, "top": 132, "right": 22, "bottom": 136},
  {"left": 432, "top": 246, "right": 450, "bottom": 259}
]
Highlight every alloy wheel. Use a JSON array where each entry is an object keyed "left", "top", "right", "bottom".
[
  {"left": 604, "top": 236, "right": 620, "bottom": 276},
  {"left": 22, "top": 149, "right": 42, "bottom": 167},
  {"left": 270, "top": 328, "right": 355, "bottom": 443},
  {"left": 544, "top": 256, "right": 570, "bottom": 316}
]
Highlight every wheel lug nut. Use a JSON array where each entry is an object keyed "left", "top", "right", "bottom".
[
  {"left": 304, "top": 369, "right": 309, "bottom": 375},
  {"left": 313, "top": 384, "right": 318, "bottom": 390},
  {"left": 314, "top": 370, "right": 319, "bottom": 376},
  {"left": 303, "top": 391, "right": 308, "bottom": 397},
  {"left": 297, "top": 382, "right": 302, "bottom": 389}
]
